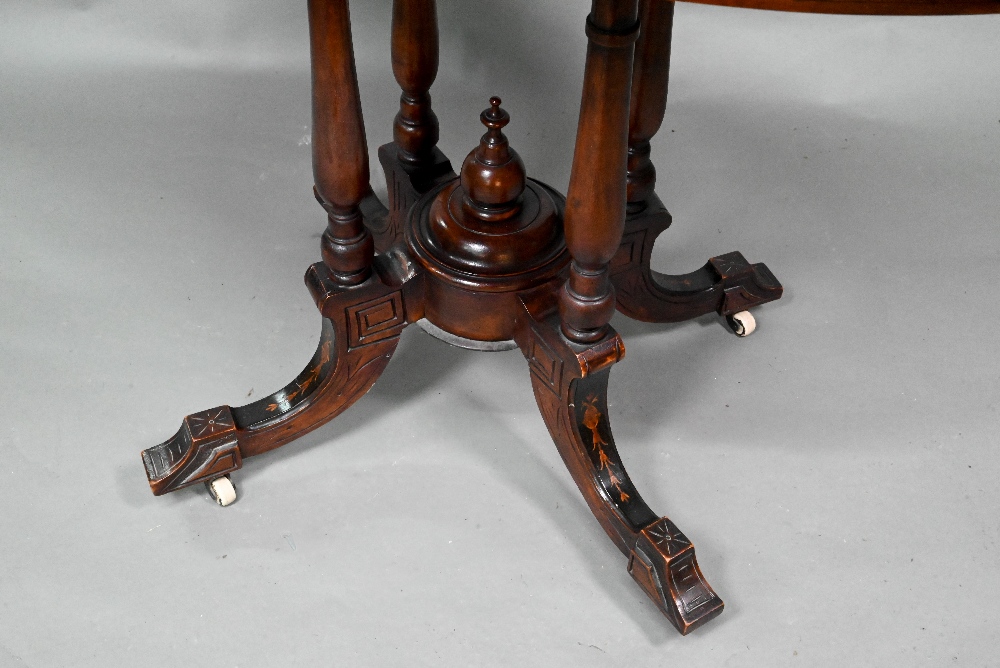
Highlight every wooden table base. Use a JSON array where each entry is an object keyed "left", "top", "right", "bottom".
[{"left": 141, "top": 0, "right": 784, "bottom": 635}]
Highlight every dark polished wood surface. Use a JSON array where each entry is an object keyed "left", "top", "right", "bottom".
[
  {"left": 679, "top": 0, "right": 1000, "bottom": 14},
  {"left": 140, "top": 0, "right": 995, "bottom": 635}
]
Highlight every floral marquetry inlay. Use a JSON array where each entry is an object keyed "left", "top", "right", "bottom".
[{"left": 582, "top": 394, "right": 630, "bottom": 503}]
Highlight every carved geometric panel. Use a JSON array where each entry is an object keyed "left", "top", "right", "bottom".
[
  {"left": 527, "top": 337, "right": 563, "bottom": 395},
  {"left": 610, "top": 231, "right": 643, "bottom": 275},
  {"left": 347, "top": 291, "right": 406, "bottom": 348}
]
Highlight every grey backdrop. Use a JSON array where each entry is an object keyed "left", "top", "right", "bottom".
[{"left": 1, "top": 1, "right": 998, "bottom": 666}]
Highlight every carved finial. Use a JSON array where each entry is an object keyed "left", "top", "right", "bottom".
[
  {"left": 483, "top": 97, "right": 508, "bottom": 133},
  {"left": 460, "top": 96, "right": 526, "bottom": 220}
]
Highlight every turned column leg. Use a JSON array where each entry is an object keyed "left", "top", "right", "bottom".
[
  {"left": 310, "top": 0, "right": 375, "bottom": 285},
  {"left": 392, "top": 0, "right": 440, "bottom": 164},
  {"left": 369, "top": 0, "right": 455, "bottom": 251},
  {"left": 626, "top": 0, "right": 673, "bottom": 213},
  {"left": 559, "top": 0, "right": 641, "bottom": 343}
]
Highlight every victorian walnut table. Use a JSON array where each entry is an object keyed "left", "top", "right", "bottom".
[{"left": 140, "top": 0, "right": 1000, "bottom": 635}]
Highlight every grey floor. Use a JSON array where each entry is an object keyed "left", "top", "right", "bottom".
[{"left": 2, "top": 2, "right": 999, "bottom": 666}]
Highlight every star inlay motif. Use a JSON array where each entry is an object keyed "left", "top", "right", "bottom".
[
  {"left": 646, "top": 519, "right": 691, "bottom": 556},
  {"left": 189, "top": 409, "right": 233, "bottom": 438},
  {"left": 713, "top": 259, "right": 741, "bottom": 276}
]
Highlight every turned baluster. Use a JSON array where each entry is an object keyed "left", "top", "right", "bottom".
[
  {"left": 559, "top": 0, "right": 641, "bottom": 343},
  {"left": 392, "top": 0, "right": 441, "bottom": 164},
  {"left": 309, "top": 0, "right": 374, "bottom": 285},
  {"left": 627, "top": 0, "right": 674, "bottom": 212}
]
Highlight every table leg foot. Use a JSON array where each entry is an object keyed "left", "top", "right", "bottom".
[
  {"left": 629, "top": 516, "right": 725, "bottom": 634},
  {"left": 612, "top": 194, "right": 782, "bottom": 327}
]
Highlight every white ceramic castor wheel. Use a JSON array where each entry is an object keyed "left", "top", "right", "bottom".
[
  {"left": 726, "top": 310, "right": 756, "bottom": 337},
  {"left": 206, "top": 475, "right": 237, "bottom": 506}
]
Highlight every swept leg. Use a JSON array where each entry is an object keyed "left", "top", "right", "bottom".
[
  {"left": 515, "top": 290, "right": 724, "bottom": 635},
  {"left": 612, "top": 0, "right": 782, "bottom": 325},
  {"left": 142, "top": 255, "right": 421, "bottom": 497},
  {"left": 142, "top": 1, "right": 426, "bottom": 498},
  {"left": 371, "top": 0, "right": 455, "bottom": 252}
]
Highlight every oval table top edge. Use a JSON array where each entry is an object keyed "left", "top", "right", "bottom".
[{"left": 677, "top": 0, "right": 1000, "bottom": 15}]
